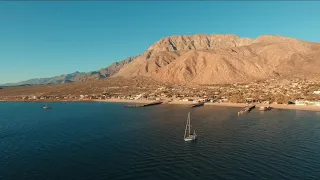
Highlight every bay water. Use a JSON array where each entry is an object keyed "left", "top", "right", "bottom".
[{"left": 1, "top": 102, "right": 320, "bottom": 180}]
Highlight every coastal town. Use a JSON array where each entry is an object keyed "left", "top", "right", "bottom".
[{"left": 1, "top": 78, "right": 320, "bottom": 109}]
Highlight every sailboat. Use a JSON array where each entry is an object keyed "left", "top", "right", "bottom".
[
  {"left": 42, "top": 104, "right": 52, "bottom": 109},
  {"left": 184, "top": 112, "right": 197, "bottom": 141}
]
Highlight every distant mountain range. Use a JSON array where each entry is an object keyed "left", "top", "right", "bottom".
[
  {"left": 1, "top": 56, "right": 136, "bottom": 86},
  {"left": 1, "top": 71, "right": 85, "bottom": 86},
  {"left": 71, "top": 56, "right": 136, "bottom": 82},
  {"left": 3, "top": 34, "right": 320, "bottom": 86}
]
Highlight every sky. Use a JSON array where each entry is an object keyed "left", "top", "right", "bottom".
[{"left": 1, "top": 1, "right": 320, "bottom": 84}]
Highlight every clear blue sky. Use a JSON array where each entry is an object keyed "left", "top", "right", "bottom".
[{"left": 1, "top": 1, "right": 320, "bottom": 84}]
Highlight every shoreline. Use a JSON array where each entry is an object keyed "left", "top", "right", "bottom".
[
  {"left": 1, "top": 99, "right": 320, "bottom": 112},
  {"left": 93, "top": 99, "right": 153, "bottom": 104},
  {"left": 205, "top": 102, "right": 320, "bottom": 112},
  {"left": 0, "top": 99, "right": 95, "bottom": 103},
  {"left": 258, "top": 104, "right": 320, "bottom": 112}
]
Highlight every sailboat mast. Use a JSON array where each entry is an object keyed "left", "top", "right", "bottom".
[
  {"left": 184, "top": 113, "right": 188, "bottom": 139},
  {"left": 188, "top": 112, "right": 191, "bottom": 135}
]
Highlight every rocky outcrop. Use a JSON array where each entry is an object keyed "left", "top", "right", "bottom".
[{"left": 147, "top": 34, "right": 254, "bottom": 53}]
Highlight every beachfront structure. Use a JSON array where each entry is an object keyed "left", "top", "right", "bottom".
[
  {"left": 246, "top": 98, "right": 257, "bottom": 103},
  {"left": 134, "top": 94, "right": 144, "bottom": 100},
  {"left": 295, "top": 100, "right": 308, "bottom": 106},
  {"left": 219, "top": 98, "right": 229, "bottom": 103},
  {"left": 312, "top": 91, "right": 320, "bottom": 95},
  {"left": 31, "top": 95, "right": 37, "bottom": 100},
  {"left": 308, "top": 101, "right": 320, "bottom": 106},
  {"left": 313, "top": 101, "right": 320, "bottom": 106},
  {"left": 295, "top": 100, "right": 320, "bottom": 106}
]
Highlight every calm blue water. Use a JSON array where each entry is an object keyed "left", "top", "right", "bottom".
[{"left": 0, "top": 102, "right": 320, "bottom": 180}]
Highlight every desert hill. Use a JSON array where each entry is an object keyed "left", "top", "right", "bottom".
[
  {"left": 115, "top": 34, "right": 320, "bottom": 84},
  {"left": 4, "top": 34, "right": 320, "bottom": 86}
]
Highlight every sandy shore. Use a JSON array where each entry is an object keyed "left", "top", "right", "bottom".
[
  {"left": 96, "top": 99, "right": 203, "bottom": 105},
  {"left": 167, "top": 101, "right": 196, "bottom": 105},
  {"left": 263, "top": 104, "right": 320, "bottom": 112},
  {"left": 1, "top": 99, "right": 320, "bottom": 112},
  {"left": 0, "top": 99, "right": 94, "bottom": 102},
  {"left": 205, "top": 102, "right": 247, "bottom": 107},
  {"left": 205, "top": 102, "right": 320, "bottom": 112},
  {"left": 93, "top": 99, "right": 153, "bottom": 104}
]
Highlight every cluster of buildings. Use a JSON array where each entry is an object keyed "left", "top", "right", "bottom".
[
  {"left": 1, "top": 78, "right": 319, "bottom": 106},
  {"left": 295, "top": 100, "right": 320, "bottom": 106}
]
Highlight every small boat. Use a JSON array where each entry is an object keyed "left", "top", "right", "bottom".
[
  {"left": 184, "top": 112, "right": 197, "bottom": 141},
  {"left": 259, "top": 106, "right": 272, "bottom": 111},
  {"left": 43, "top": 105, "right": 52, "bottom": 109}
]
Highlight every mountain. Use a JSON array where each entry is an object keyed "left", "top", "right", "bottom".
[
  {"left": 2, "top": 57, "right": 136, "bottom": 86},
  {"left": 4, "top": 34, "right": 320, "bottom": 86},
  {"left": 72, "top": 56, "right": 136, "bottom": 82},
  {"left": 114, "top": 34, "right": 320, "bottom": 84},
  {"left": 1, "top": 71, "right": 85, "bottom": 86}
]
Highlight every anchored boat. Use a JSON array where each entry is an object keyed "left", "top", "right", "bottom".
[
  {"left": 184, "top": 112, "right": 197, "bottom": 141},
  {"left": 42, "top": 105, "right": 52, "bottom": 110}
]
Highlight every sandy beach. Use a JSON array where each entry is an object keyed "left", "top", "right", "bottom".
[
  {"left": 93, "top": 99, "right": 153, "bottom": 104},
  {"left": 167, "top": 101, "right": 195, "bottom": 105},
  {"left": 168, "top": 101, "right": 320, "bottom": 112},
  {"left": 205, "top": 102, "right": 320, "bottom": 112},
  {"left": 263, "top": 104, "right": 320, "bottom": 112},
  {"left": 1, "top": 99, "right": 320, "bottom": 112},
  {"left": 205, "top": 102, "right": 247, "bottom": 107}
]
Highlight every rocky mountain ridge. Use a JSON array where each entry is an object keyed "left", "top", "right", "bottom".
[
  {"left": 4, "top": 34, "right": 320, "bottom": 86},
  {"left": 115, "top": 34, "right": 320, "bottom": 84}
]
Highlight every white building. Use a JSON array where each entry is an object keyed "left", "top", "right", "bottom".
[
  {"left": 308, "top": 101, "right": 320, "bottom": 106},
  {"left": 314, "top": 101, "right": 320, "bottom": 106},
  {"left": 295, "top": 100, "right": 307, "bottom": 106},
  {"left": 312, "top": 91, "right": 320, "bottom": 95},
  {"left": 197, "top": 98, "right": 207, "bottom": 102},
  {"left": 134, "top": 94, "right": 143, "bottom": 100}
]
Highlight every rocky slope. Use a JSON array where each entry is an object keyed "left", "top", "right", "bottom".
[
  {"left": 72, "top": 56, "right": 137, "bottom": 82},
  {"left": 115, "top": 34, "right": 320, "bottom": 84},
  {"left": 5, "top": 34, "right": 320, "bottom": 86}
]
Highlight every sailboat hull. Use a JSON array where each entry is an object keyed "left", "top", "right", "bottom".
[{"left": 184, "top": 135, "right": 197, "bottom": 141}]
